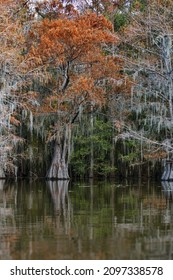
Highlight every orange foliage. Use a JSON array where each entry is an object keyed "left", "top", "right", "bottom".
[
  {"left": 27, "top": 11, "right": 128, "bottom": 122},
  {"left": 10, "top": 116, "right": 21, "bottom": 127},
  {"left": 144, "top": 151, "right": 167, "bottom": 160},
  {"left": 29, "top": 13, "right": 115, "bottom": 63}
]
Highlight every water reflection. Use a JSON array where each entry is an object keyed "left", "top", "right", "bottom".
[
  {"left": 0, "top": 179, "right": 173, "bottom": 259},
  {"left": 48, "top": 180, "right": 69, "bottom": 213},
  {"left": 47, "top": 180, "right": 73, "bottom": 237}
]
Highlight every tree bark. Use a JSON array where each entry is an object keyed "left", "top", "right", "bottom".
[
  {"left": 46, "top": 124, "right": 71, "bottom": 180},
  {"left": 89, "top": 107, "right": 94, "bottom": 178},
  {"left": 161, "top": 160, "right": 173, "bottom": 181},
  {"left": 0, "top": 166, "right": 5, "bottom": 179}
]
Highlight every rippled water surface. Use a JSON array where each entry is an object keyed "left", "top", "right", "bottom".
[{"left": 0, "top": 179, "right": 173, "bottom": 260}]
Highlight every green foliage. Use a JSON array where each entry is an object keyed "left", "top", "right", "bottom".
[
  {"left": 114, "top": 13, "right": 128, "bottom": 31},
  {"left": 94, "top": 163, "right": 116, "bottom": 176},
  {"left": 131, "top": 0, "right": 148, "bottom": 12},
  {"left": 70, "top": 116, "right": 115, "bottom": 177},
  {"left": 116, "top": 139, "right": 141, "bottom": 166},
  {"left": 120, "top": 152, "right": 139, "bottom": 163}
]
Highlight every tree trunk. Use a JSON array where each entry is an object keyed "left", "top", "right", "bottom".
[
  {"left": 161, "top": 160, "right": 173, "bottom": 181},
  {"left": 89, "top": 108, "right": 94, "bottom": 178},
  {"left": 162, "top": 35, "right": 173, "bottom": 124},
  {"left": 110, "top": 125, "right": 115, "bottom": 177},
  {"left": 0, "top": 179, "right": 5, "bottom": 190},
  {"left": 46, "top": 125, "right": 71, "bottom": 180},
  {"left": 0, "top": 166, "right": 5, "bottom": 179}
]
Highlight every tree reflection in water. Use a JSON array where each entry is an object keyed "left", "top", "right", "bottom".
[
  {"left": 0, "top": 180, "right": 173, "bottom": 259},
  {"left": 48, "top": 180, "right": 69, "bottom": 213},
  {"left": 47, "top": 180, "right": 72, "bottom": 235}
]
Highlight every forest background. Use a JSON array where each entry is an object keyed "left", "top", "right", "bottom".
[{"left": 0, "top": 0, "right": 173, "bottom": 180}]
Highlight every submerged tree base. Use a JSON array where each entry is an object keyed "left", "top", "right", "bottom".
[{"left": 46, "top": 163, "right": 70, "bottom": 180}]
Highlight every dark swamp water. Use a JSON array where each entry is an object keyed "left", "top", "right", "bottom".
[{"left": 0, "top": 179, "right": 173, "bottom": 260}]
